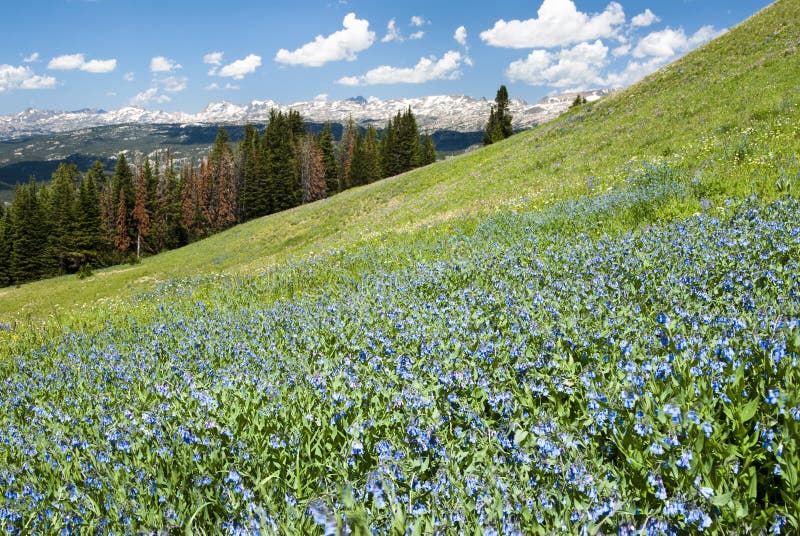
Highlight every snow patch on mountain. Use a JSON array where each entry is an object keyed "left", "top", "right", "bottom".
[{"left": 0, "top": 90, "right": 615, "bottom": 140}]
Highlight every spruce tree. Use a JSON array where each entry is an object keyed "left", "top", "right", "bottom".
[
  {"left": 319, "top": 124, "right": 339, "bottom": 196},
  {"left": 337, "top": 118, "right": 357, "bottom": 191},
  {"left": 495, "top": 85, "right": 514, "bottom": 139},
  {"left": 132, "top": 167, "right": 151, "bottom": 257},
  {"left": 47, "top": 163, "right": 80, "bottom": 273},
  {"left": 265, "top": 110, "right": 300, "bottom": 212},
  {"left": 9, "top": 180, "right": 49, "bottom": 283},
  {"left": 484, "top": 86, "right": 514, "bottom": 145},
  {"left": 421, "top": 133, "right": 437, "bottom": 165},
  {"left": 75, "top": 170, "right": 104, "bottom": 267},
  {"left": 380, "top": 118, "right": 398, "bottom": 178},
  {"left": 362, "top": 126, "right": 381, "bottom": 184},
  {"left": 299, "top": 136, "right": 326, "bottom": 203},
  {"left": 349, "top": 129, "right": 367, "bottom": 187},
  {"left": 0, "top": 207, "right": 9, "bottom": 287}
]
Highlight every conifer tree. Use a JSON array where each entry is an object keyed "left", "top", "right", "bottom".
[
  {"left": 240, "top": 125, "right": 268, "bottom": 220},
  {"left": 421, "top": 133, "right": 437, "bottom": 165},
  {"left": 380, "top": 117, "right": 398, "bottom": 178},
  {"left": 9, "top": 180, "right": 49, "bottom": 282},
  {"left": 47, "top": 163, "right": 79, "bottom": 273},
  {"left": 208, "top": 127, "right": 236, "bottom": 230},
  {"left": 319, "top": 123, "right": 339, "bottom": 196},
  {"left": 299, "top": 135, "right": 326, "bottom": 203},
  {"left": 75, "top": 170, "right": 104, "bottom": 267},
  {"left": 0, "top": 206, "right": 10, "bottom": 287},
  {"left": 337, "top": 118, "right": 357, "bottom": 191},
  {"left": 362, "top": 126, "right": 381, "bottom": 184},
  {"left": 484, "top": 85, "right": 514, "bottom": 145},
  {"left": 132, "top": 166, "right": 151, "bottom": 257},
  {"left": 266, "top": 110, "right": 300, "bottom": 211},
  {"left": 114, "top": 190, "right": 131, "bottom": 254}
]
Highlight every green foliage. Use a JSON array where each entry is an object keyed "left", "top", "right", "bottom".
[{"left": 484, "top": 85, "right": 514, "bottom": 145}]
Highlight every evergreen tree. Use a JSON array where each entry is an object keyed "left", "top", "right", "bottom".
[
  {"left": 0, "top": 207, "right": 10, "bottom": 287},
  {"left": 299, "top": 135, "right": 326, "bottom": 203},
  {"left": 132, "top": 166, "right": 151, "bottom": 257},
  {"left": 240, "top": 125, "right": 269, "bottom": 220},
  {"left": 9, "top": 180, "right": 49, "bottom": 283},
  {"left": 160, "top": 151, "right": 187, "bottom": 250},
  {"left": 362, "top": 126, "right": 381, "bottom": 184},
  {"left": 114, "top": 190, "right": 131, "bottom": 254},
  {"left": 75, "top": 170, "right": 104, "bottom": 267},
  {"left": 209, "top": 127, "right": 236, "bottom": 230},
  {"left": 47, "top": 163, "right": 80, "bottom": 273},
  {"left": 349, "top": 129, "right": 367, "bottom": 187},
  {"left": 265, "top": 109, "right": 300, "bottom": 211},
  {"left": 111, "top": 154, "right": 135, "bottom": 249},
  {"left": 495, "top": 85, "right": 514, "bottom": 139},
  {"left": 396, "top": 107, "right": 421, "bottom": 173},
  {"left": 319, "top": 123, "right": 339, "bottom": 196},
  {"left": 484, "top": 86, "right": 514, "bottom": 145},
  {"left": 380, "top": 117, "right": 398, "bottom": 178},
  {"left": 337, "top": 118, "right": 357, "bottom": 191},
  {"left": 421, "top": 133, "right": 437, "bottom": 165}
]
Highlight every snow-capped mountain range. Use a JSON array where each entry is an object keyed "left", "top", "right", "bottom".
[{"left": 0, "top": 90, "right": 614, "bottom": 141}]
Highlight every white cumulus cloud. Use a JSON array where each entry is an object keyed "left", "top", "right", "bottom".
[
  {"left": 337, "top": 50, "right": 464, "bottom": 86},
  {"left": 130, "top": 87, "right": 170, "bottom": 105},
  {"left": 23, "top": 52, "right": 40, "bottom": 63},
  {"left": 81, "top": 59, "right": 117, "bottom": 73},
  {"left": 602, "top": 24, "right": 725, "bottom": 87},
  {"left": 124, "top": 72, "right": 135, "bottom": 82},
  {"left": 481, "top": 0, "right": 625, "bottom": 49},
  {"left": 150, "top": 56, "right": 182, "bottom": 73},
  {"left": 48, "top": 53, "right": 116, "bottom": 73},
  {"left": 0, "top": 64, "right": 57, "bottom": 92},
  {"left": 454, "top": 26, "right": 468, "bottom": 47},
  {"left": 382, "top": 18, "right": 403, "bottom": 43},
  {"left": 507, "top": 39, "right": 608, "bottom": 88},
  {"left": 410, "top": 16, "right": 426, "bottom": 27},
  {"left": 205, "top": 82, "right": 240, "bottom": 91},
  {"left": 204, "top": 52, "right": 224, "bottom": 65},
  {"left": 633, "top": 25, "right": 724, "bottom": 59},
  {"left": 631, "top": 9, "right": 660, "bottom": 28},
  {"left": 159, "top": 75, "right": 188, "bottom": 92},
  {"left": 410, "top": 31, "right": 425, "bottom": 40},
  {"left": 215, "top": 54, "right": 262, "bottom": 79},
  {"left": 275, "top": 13, "right": 375, "bottom": 67}
]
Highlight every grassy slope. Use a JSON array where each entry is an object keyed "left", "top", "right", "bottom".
[{"left": 1, "top": 0, "right": 799, "bottom": 322}]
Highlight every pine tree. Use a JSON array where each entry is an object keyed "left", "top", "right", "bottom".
[
  {"left": 266, "top": 110, "right": 300, "bottom": 211},
  {"left": 0, "top": 207, "right": 10, "bottom": 287},
  {"left": 421, "top": 133, "right": 437, "bottom": 165},
  {"left": 47, "top": 163, "right": 79, "bottom": 273},
  {"left": 75, "top": 170, "right": 104, "bottom": 267},
  {"left": 380, "top": 117, "right": 398, "bottom": 178},
  {"left": 319, "top": 123, "right": 339, "bottom": 196},
  {"left": 114, "top": 189, "right": 131, "bottom": 254},
  {"left": 396, "top": 107, "right": 421, "bottom": 173},
  {"left": 362, "top": 126, "right": 381, "bottom": 184},
  {"left": 495, "top": 85, "right": 514, "bottom": 139},
  {"left": 111, "top": 154, "right": 135, "bottom": 249},
  {"left": 338, "top": 118, "right": 357, "bottom": 191},
  {"left": 209, "top": 128, "right": 236, "bottom": 231},
  {"left": 132, "top": 166, "right": 151, "bottom": 257},
  {"left": 240, "top": 125, "right": 268, "bottom": 220},
  {"left": 9, "top": 180, "right": 49, "bottom": 283},
  {"left": 299, "top": 135, "right": 326, "bottom": 203},
  {"left": 484, "top": 86, "right": 514, "bottom": 145}
]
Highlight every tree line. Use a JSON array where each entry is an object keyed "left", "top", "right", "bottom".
[{"left": 0, "top": 107, "right": 436, "bottom": 287}]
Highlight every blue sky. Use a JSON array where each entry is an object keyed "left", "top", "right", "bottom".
[{"left": 0, "top": 0, "right": 773, "bottom": 114}]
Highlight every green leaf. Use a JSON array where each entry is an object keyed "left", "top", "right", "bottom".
[
  {"left": 740, "top": 399, "right": 759, "bottom": 423},
  {"left": 710, "top": 492, "right": 733, "bottom": 506}
]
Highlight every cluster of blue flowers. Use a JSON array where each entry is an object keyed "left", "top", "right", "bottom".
[{"left": 0, "top": 188, "right": 798, "bottom": 534}]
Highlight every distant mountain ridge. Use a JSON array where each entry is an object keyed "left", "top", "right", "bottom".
[{"left": 0, "top": 90, "right": 615, "bottom": 141}]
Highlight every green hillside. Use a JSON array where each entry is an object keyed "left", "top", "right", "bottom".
[
  {"left": 1, "top": 1, "right": 799, "bottom": 534},
  {"left": 3, "top": 2, "right": 798, "bottom": 324}
]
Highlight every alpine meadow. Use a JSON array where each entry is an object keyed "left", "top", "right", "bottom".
[{"left": 1, "top": 0, "right": 800, "bottom": 534}]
